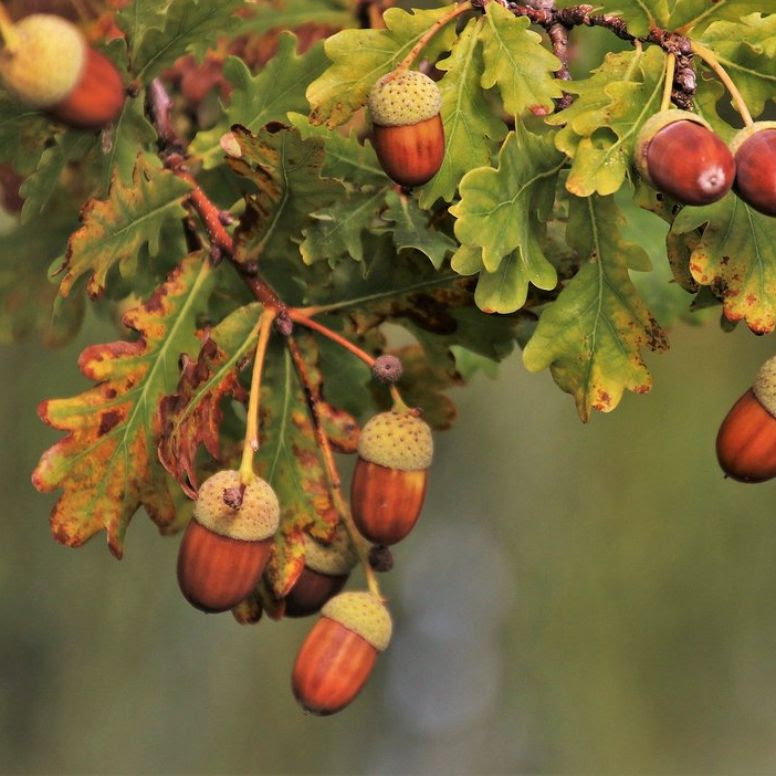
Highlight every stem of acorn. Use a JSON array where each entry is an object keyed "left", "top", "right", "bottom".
[
  {"left": 238, "top": 308, "right": 277, "bottom": 485},
  {"left": 393, "top": 0, "right": 472, "bottom": 74},
  {"left": 0, "top": 3, "right": 18, "bottom": 50},
  {"left": 692, "top": 41, "right": 754, "bottom": 127},
  {"left": 660, "top": 53, "right": 676, "bottom": 113},
  {"left": 289, "top": 310, "right": 377, "bottom": 368}
]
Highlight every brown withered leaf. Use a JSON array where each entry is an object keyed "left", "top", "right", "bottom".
[
  {"left": 32, "top": 255, "right": 215, "bottom": 557},
  {"left": 158, "top": 303, "right": 261, "bottom": 496}
]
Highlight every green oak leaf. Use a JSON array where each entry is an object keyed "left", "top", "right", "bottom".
[
  {"left": 699, "top": 14, "right": 776, "bottom": 119},
  {"left": 32, "top": 256, "right": 214, "bottom": 557},
  {"left": 0, "top": 92, "right": 52, "bottom": 174},
  {"left": 668, "top": 0, "right": 768, "bottom": 33},
  {"left": 192, "top": 35, "right": 328, "bottom": 169},
  {"left": 126, "top": 0, "right": 245, "bottom": 82},
  {"left": 306, "top": 4, "right": 461, "bottom": 127},
  {"left": 449, "top": 126, "right": 564, "bottom": 310},
  {"left": 547, "top": 46, "right": 665, "bottom": 197},
  {"left": 523, "top": 195, "right": 668, "bottom": 422},
  {"left": 671, "top": 194, "right": 776, "bottom": 334},
  {"left": 289, "top": 112, "right": 388, "bottom": 187},
  {"left": 382, "top": 190, "right": 456, "bottom": 269},
  {"left": 228, "top": 126, "right": 341, "bottom": 267},
  {"left": 479, "top": 2, "right": 562, "bottom": 117},
  {"left": 237, "top": 0, "right": 352, "bottom": 35},
  {"left": 59, "top": 156, "right": 193, "bottom": 297},
  {"left": 418, "top": 18, "right": 506, "bottom": 207}
]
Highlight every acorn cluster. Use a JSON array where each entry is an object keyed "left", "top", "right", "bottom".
[
  {"left": 635, "top": 110, "right": 776, "bottom": 217},
  {"left": 176, "top": 380, "right": 434, "bottom": 715}
]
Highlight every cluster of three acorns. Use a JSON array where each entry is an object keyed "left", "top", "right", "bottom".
[{"left": 176, "top": 408, "right": 433, "bottom": 715}]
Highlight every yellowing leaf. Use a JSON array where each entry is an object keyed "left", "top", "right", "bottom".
[
  {"left": 479, "top": 3, "right": 562, "bottom": 116},
  {"left": 306, "top": 4, "right": 461, "bottom": 127},
  {"left": 523, "top": 195, "right": 668, "bottom": 421},
  {"left": 59, "top": 156, "right": 192, "bottom": 298},
  {"left": 32, "top": 255, "right": 216, "bottom": 557},
  {"left": 672, "top": 194, "right": 776, "bottom": 334}
]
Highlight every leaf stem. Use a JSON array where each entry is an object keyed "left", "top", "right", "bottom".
[
  {"left": 289, "top": 310, "right": 377, "bottom": 368},
  {"left": 286, "top": 337, "right": 381, "bottom": 599},
  {"left": 0, "top": 2, "right": 17, "bottom": 50},
  {"left": 691, "top": 41, "right": 753, "bottom": 127},
  {"left": 239, "top": 308, "right": 276, "bottom": 484},
  {"left": 394, "top": 1, "right": 472, "bottom": 73},
  {"left": 660, "top": 52, "right": 676, "bottom": 113}
]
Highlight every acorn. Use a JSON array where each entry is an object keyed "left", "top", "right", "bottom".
[
  {"left": 730, "top": 122, "right": 776, "bottom": 217},
  {"left": 368, "top": 70, "right": 444, "bottom": 187},
  {"left": 634, "top": 110, "right": 735, "bottom": 206},
  {"left": 292, "top": 591, "right": 392, "bottom": 715},
  {"left": 177, "top": 469, "right": 280, "bottom": 612},
  {"left": 284, "top": 526, "right": 358, "bottom": 618},
  {"left": 351, "top": 409, "right": 433, "bottom": 545},
  {"left": 0, "top": 13, "right": 124, "bottom": 129},
  {"left": 717, "top": 355, "right": 776, "bottom": 483}
]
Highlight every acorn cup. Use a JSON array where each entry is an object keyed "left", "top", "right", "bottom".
[
  {"left": 730, "top": 122, "right": 776, "bottom": 217},
  {"left": 284, "top": 527, "right": 358, "bottom": 618},
  {"left": 634, "top": 110, "right": 735, "bottom": 206},
  {"left": 177, "top": 469, "right": 280, "bottom": 613},
  {"left": 717, "top": 355, "right": 776, "bottom": 483},
  {"left": 351, "top": 409, "right": 433, "bottom": 545},
  {"left": 292, "top": 591, "right": 392, "bottom": 715},
  {"left": 368, "top": 70, "right": 444, "bottom": 188},
  {"left": 0, "top": 13, "right": 124, "bottom": 129}
]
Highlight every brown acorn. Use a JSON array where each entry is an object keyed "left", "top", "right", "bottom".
[
  {"left": 634, "top": 110, "right": 735, "bottom": 206},
  {"left": 292, "top": 591, "right": 392, "bottom": 715},
  {"left": 368, "top": 70, "right": 444, "bottom": 187},
  {"left": 284, "top": 527, "right": 358, "bottom": 618},
  {"left": 0, "top": 14, "right": 124, "bottom": 129},
  {"left": 717, "top": 355, "right": 776, "bottom": 483},
  {"left": 177, "top": 469, "right": 279, "bottom": 612},
  {"left": 730, "top": 122, "right": 776, "bottom": 217},
  {"left": 351, "top": 409, "right": 433, "bottom": 545}
]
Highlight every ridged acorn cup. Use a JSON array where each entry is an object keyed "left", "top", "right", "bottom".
[
  {"left": 292, "top": 591, "right": 392, "bottom": 715},
  {"left": 717, "top": 356, "right": 776, "bottom": 483},
  {"left": 0, "top": 14, "right": 124, "bottom": 129},
  {"left": 351, "top": 410, "right": 433, "bottom": 545},
  {"left": 730, "top": 122, "right": 776, "bottom": 217},
  {"left": 177, "top": 470, "right": 280, "bottom": 612},
  {"left": 368, "top": 70, "right": 444, "bottom": 187},
  {"left": 635, "top": 110, "right": 735, "bottom": 206},
  {"left": 284, "top": 527, "right": 358, "bottom": 618}
]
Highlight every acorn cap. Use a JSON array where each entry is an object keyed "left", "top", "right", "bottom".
[
  {"left": 303, "top": 527, "right": 358, "bottom": 576},
  {"left": 194, "top": 469, "right": 279, "bottom": 541},
  {"left": 0, "top": 14, "right": 86, "bottom": 107},
  {"left": 634, "top": 109, "right": 711, "bottom": 184},
  {"left": 368, "top": 70, "right": 441, "bottom": 128},
  {"left": 730, "top": 121, "right": 776, "bottom": 156},
  {"left": 358, "top": 410, "right": 433, "bottom": 471},
  {"left": 322, "top": 591, "right": 392, "bottom": 651},
  {"left": 753, "top": 355, "right": 776, "bottom": 419}
]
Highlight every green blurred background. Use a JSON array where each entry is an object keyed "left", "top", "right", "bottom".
[{"left": 5, "top": 298, "right": 776, "bottom": 774}]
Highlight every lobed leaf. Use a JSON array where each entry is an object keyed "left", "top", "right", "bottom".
[
  {"left": 671, "top": 194, "right": 776, "bottom": 334},
  {"left": 59, "top": 156, "right": 193, "bottom": 298},
  {"left": 32, "top": 255, "right": 216, "bottom": 557},
  {"left": 523, "top": 195, "right": 668, "bottom": 421}
]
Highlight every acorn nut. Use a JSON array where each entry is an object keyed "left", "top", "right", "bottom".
[
  {"left": 717, "top": 355, "right": 776, "bottom": 483},
  {"left": 177, "top": 469, "right": 279, "bottom": 612},
  {"left": 730, "top": 122, "right": 776, "bottom": 217},
  {"left": 292, "top": 591, "right": 392, "bottom": 715},
  {"left": 368, "top": 70, "right": 444, "bottom": 187},
  {"left": 284, "top": 526, "right": 358, "bottom": 618},
  {"left": 634, "top": 110, "right": 735, "bottom": 206},
  {"left": 351, "top": 410, "right": 432, "bottom": 545},
  {"left": 0, "top": 13, "right": 124, "bottom": 129}
]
